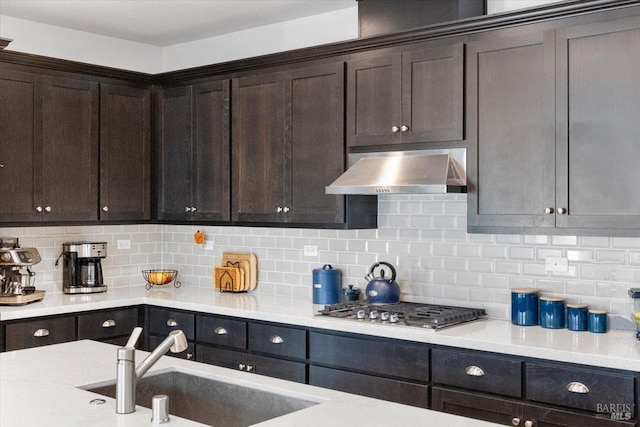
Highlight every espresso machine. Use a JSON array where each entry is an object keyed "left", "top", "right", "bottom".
[
  {"left": 62, "top": 242, "right": 107, "bottom": 294},
  {"left": 0, "top": 237, "right": 46, "bottom": 305}
]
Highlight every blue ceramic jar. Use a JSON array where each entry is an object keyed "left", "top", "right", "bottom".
[
  {"left": 588, "top": 309, "right": 608, "bottom": 333},
  {"left": 539, "top": 296, "right": 565, "bottom": 329},
  {"left": 566, "top": 304, "right": 588, "bottom": 331},
  {"left": 312, "top": 264, "right": 341, "bottom": 304},
  {"left": 511, "top": 288, "right": 539, "bottom": 326}
]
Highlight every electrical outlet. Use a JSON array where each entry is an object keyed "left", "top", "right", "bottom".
[
  {"left": 203, "top": 241, "right": 214, "bottom": 251},
  {"left": 304, "top": 245, "right": 318, "bottom": 257},
  {"left": 117, "top": 239, "right": 131, "bottom": 250},
  {"left": 545, "top": 257, "right": 569, "bottom": 273}
]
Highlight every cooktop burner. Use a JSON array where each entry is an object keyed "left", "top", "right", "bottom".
[{"left": 317, "top": 301, "right": 487, "bottom": 330}]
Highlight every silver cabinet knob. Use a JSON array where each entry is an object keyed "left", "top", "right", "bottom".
[
  {"left": 511, "top": 418, "right": 521, "bottom": 426},
  {"left": 191, "top": 207, "right": 197, "bottom": 212},
  {"left": 400, "top": 125, "right": 409, "bottom": 132},
  {"left": 185, "top": 207, "right": 191, "bottom": 212},
  {"left": 566, "top": 381, "right": 589, "bottom": 394},
  {"left": 270, "top": 335, "right": 284, "bottom": 344},
  {"left": 101, "top": 319, "right": 116, "bottom": 328},
  {"left": 102, "top": 206, "right": 109, "bottom": 212},
  {"left": 166, "top": 319, "right": 178, "bottom": 327},
  {"left": 246, "top": 365, "right": 255, "bottom": 373},
  {"left": 34, "top": 328, "right": 50, "bottom": 337},
  {"left": 276, "top": 207, "right": 283, "bottom": 213},
  {"left": 214, "top": 327, "right": 227, "bottom": 335},
  {"left": 545, "top": 207, "right": 554, "bottom": 214},
  {"left": 465, "top": 365, "right": 485, "bottom": 377},
  {"left": 35, "top": 206, "right": 43, "bottom": 212},
  {"left": 557, "top": 207, "right": 567, "bottom": 215},
  {"left": 283, "top": 207, "right": 290, "bottom": 213},
  {"left": 239, "top": 363, "right": 246, "bottom": 371},
  {"left": 0, "top": 164, "right": 4, "bottom": 168},
  {"left": 44, "top": 206, "right": 52, "bottom": 212},
  {"left": 391, "top": 126, "right": 400, "bottom": 133},
  {"left": 524, "top": 421, "right": 533, "bottom": 427},
  {"left": 186, "top": 353, "right": 194, "bottom": 360}
]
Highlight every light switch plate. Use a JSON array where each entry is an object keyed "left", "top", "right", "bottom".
[
  {"left": 545, "top": 257, "right": 568, "bottom": 273},
  {"left": 203, "top": 241, "right": 214, "bottom": 251}
]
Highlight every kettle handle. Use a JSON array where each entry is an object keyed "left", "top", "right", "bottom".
[{"left": 367, "top": 262, "right": 396, "bottom": 282}]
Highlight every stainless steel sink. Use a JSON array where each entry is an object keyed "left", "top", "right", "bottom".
[{"left": 84, "top": 370, "right": 319, "bottom": 427}]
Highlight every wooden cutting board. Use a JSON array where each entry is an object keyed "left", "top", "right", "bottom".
[
  {"left": 214, "top": 266, "right": 244, "bottom": 292},
  {"left": 221, "top": 252, "right": 258, "bottom": 290}
]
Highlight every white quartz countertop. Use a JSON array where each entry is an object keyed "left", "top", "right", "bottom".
[
  {"left": 0, "top": 340, "right": 501, "bottom": 427},
  {"left": 2, "top": 285, "right": 640, "bottom": 371}
]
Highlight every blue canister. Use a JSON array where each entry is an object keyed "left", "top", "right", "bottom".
[
  {"left": 588, "top": 309, "right": 608, "bottom": 333},
  {"left": 539, "top": 296, "right": 565, "bottom": 329},
  {"left": 566, "top": 304, "right": 588, "bottom": 331},
  {"left": 312, "top": 264, "right": 341, "bottom": 304},
  {"left": 511, "top": 288, "right": 539, "bottom": 326}
]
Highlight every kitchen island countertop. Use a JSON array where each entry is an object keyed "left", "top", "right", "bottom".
[
  {"left": 0, "top": 339, "right": 501, "bottom": 427},
  {"left": 1, "top": 285, "right": 639, "bottom": 371}
]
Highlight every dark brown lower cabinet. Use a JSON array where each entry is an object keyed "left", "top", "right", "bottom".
[
  {"left": 5, "top": 315, "right": 76, "bottom": 351},
  {"left": 432, "top": 387, "right": 636, "bottom": 427},
  {"left": 197, "top": 344, "right": 306, "bottom": 383},
  {"left": 309, "top": 365, "right": 429, "bottom": 408}
]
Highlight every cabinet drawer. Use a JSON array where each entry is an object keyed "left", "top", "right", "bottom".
[
  {"left": 5, "top": 316, "right": 76, "bottom": 351},
  {"left": 248, "top": 323, "right": 306, "bottom": 360},
  {"left": 198, "top": 345, "right": 306, "bottom": 383},
  {"left": 149, "top": 307, "right": 195, "bottom": 340},
  {"left": 197, "top": 316, "right": 246, "bottom": 349},
  {"left": 432, "top": 348, "right": 522, "bottom": 397},
  {"left": 77, "top": 307, "right": 139, "bottom": 340},
  {"left": 309, "top": 365, "right": 429, "bottom": 408},
  {"left": 526, "top": 363, "right": 635, "bottom": 415},
  {"left": 309, "top": 331, "right": 429, "bottom": 382}
]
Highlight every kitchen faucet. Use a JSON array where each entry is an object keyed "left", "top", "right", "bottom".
[{"left": 116, "top": 327, "right": 188, "bottom": 414}]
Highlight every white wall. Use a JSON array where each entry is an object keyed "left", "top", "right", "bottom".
[
  {"left": 487, "top": 0, "right": 563, "bottom": 15},
  {"left": 161, "top": 7, "right": 358, "bottom": 72}
]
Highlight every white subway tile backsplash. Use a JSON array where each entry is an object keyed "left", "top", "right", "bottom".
[{"left": 7, "top": 195, "right": 640, "bottom": 321}]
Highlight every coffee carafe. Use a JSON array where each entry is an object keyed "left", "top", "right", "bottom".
[{"left": 62, "top": 242, "right": 107, "bottom": 294}]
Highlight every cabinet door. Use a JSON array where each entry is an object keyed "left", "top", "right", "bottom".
[
  {"left": 42, "top": 77, "right": 99, "bottom": 221},
  {"left": 0, "top": 69, "right": 42, "bottom": 222},
  {"left": 401, "top": 44, "right": 464, "bottom": 143},
  {"left": 309, "top": 365, "right": 429, "bottom": 408},
  {"left": 467, "top": 31, "right": 556, "bottom": 231},
  {"left": 5, "top": 316, "right": 76, "bottom": 351},
  {"left": 232, "top": 72, "right": 286, "bottom": 222},
  {"left": 100, "top": 84, "right": 151, "bottom": 221},
  {"left": 191, "top": 80, "right": 231, "bottom": 221},
  {"left": 286, "top": 63, "right": 345, "bottom": 224},
  {"left": 432, "top": 387, "right": 523, "bottom": 426},
  {"left": 77, "top": 307, "right": 140, "bottom": 340},
  {"left": 525, "top": 403, "right": 636, "bottom": 427},
  {"left": 157, "top": 86, "right": 192, "bottom": 221},
  {"left": 556, "top": 16, "right": 640, "bottom": 230},
  {"left": 346, "top": 53, "right": 402, "bottom": 147}
]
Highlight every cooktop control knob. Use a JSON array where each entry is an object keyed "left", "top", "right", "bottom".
[
  {"left": 369, "top": 310, "right": 378, "bottom": 320},
  {"left": 389, "top": 313, "right": 399, "bottom": 323},
  {"left": 0, "top": 252, "right": 11, "bottom": 262},
  {"left": 356, "top": 309, "right": 366, "bottom": 320},
  {"left": 380, "top": 312, "right": 390, "bottom": 322}
]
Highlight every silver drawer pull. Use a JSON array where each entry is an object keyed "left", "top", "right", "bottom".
[
  {"left": 511, "top": 418, "right": 521, "bottom": 426},
  {"left": 34, "top": 328, "right": 50, "bottom": 337},
  {"left": 214, "top": 327, "right": 227, "bottom": 335},
  {"left": 102, "top": 319, "right": 116, "bottom": 328},
  {"left": 166, "top": 319, "right": 178, "bottom": 327},
  {"left": 465, "top": 365, "right": 485, "bottom": 377},
  {"left": 270, "top": 335, "right": 284, "bottom": 344},
  {"left": 566, "top": 381, "right": 589, "bottom": 394}
]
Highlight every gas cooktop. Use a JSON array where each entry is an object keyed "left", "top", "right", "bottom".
[{"left": 317, "top": 301, "right": 487, "bottom": 330}]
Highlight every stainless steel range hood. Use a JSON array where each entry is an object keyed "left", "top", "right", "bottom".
[{"left": 326, "top": 148, "right": 466, "bottom": 195}]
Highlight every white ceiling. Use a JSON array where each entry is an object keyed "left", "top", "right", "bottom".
[{"left": 0, "top": 0, "right": 355, "bottom": 46}]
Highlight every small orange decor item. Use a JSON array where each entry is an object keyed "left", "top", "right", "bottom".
[{"left": 194, "top": 230, "right": 205, "bottom": 245}]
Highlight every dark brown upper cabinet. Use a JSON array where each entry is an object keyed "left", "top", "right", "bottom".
[
  {"left": 41, "top": 76, "right": 100, "bottom": 222},
  {"left": 0, "top": 69, "right": 43, "bottom": 222},
  {"left": 100, "top": 84, "right": 151, "bottom": 221},
  {"left": 157, "top": 80, "right": 231, "bottom": 222},
  {"left": 468, "top": 13, "right": 640, "bottom": 236},
  {"left": 346, "top": 44, "right": 464, "bottom": 149},
  {"left": 467, "top": 31, "right": 556, "bottom": 231},
  {"left": 232, "top": 62, "right": 371, "bottom": 227}
]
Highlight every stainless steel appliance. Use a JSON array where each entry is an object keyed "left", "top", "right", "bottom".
[
  {"left": 317, "top": 301, "right": 486, "bottom": 330},
  {"left": 0, "top": 238, "right": 45, "bottom": 305},
  {"left": 62, "top": 241, "right": 107, "bottom": 294}
]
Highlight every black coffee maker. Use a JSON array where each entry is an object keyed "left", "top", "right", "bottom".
[{"left": 62, "top": 242, "right": 107, "bottom": 294}]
